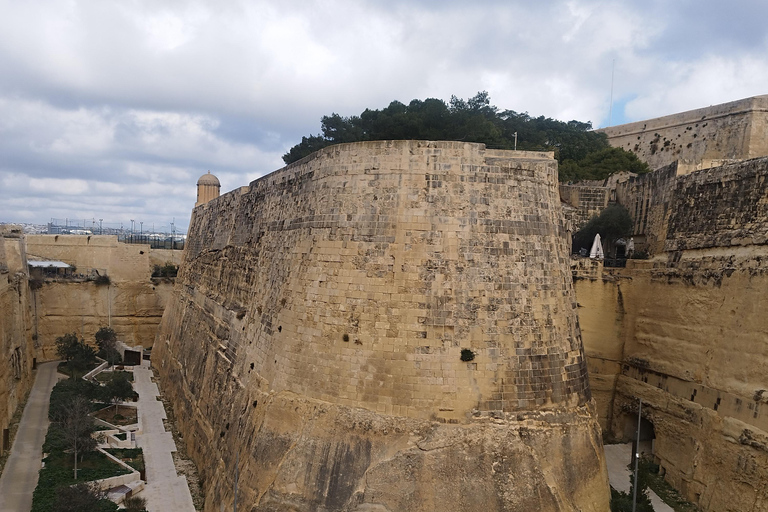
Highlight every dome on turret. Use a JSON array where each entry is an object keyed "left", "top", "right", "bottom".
[
  {"left": 196, "top": 171, "right": 221, "bottom": 207},
  {"left": 197, "top": 171, "right": 220, "bottom": 186}
]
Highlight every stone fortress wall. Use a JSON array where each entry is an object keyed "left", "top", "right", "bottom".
[
  {"left": 153, "top": 141, "right": 610, "bottom": 512},
  {"left": 0, "top": 226, "right": 35, "bottom": 457},
  {"left": 599, "top": 95, "right": 768, "bottom": 172},
  {"left": 565, "top": 97, "right": 768, "bottom": 512},
  {"left": 24, "top": 235, "right": 178, "bottom": 357}
]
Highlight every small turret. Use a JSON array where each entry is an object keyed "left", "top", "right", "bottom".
[{"left": 196, "top": 171, "right": 220, "bottom": 207}]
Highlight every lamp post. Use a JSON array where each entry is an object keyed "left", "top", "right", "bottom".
[
  {"left": 130, "top": 219, "right": 135, "bottom": 243},
  {"left": 99, "top": 219, "right": 103, "bottom": 235},
  {"left": 632, "top": 398, "right": 643, "bottom": 512}
]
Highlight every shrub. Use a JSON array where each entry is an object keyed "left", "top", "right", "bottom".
[
  {"left": 460, "top": 349, "right": 476, "bottom": 362},
  {"left": 573, "top": 204, "right": 633, "bottom": 254},
  {"left": 151, "top": 262, "right": 178, "bottom": 278}
]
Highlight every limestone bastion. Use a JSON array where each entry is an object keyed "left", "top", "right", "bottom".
[{"left": 153, "top": 140, "right": 610, "bottom": 511}]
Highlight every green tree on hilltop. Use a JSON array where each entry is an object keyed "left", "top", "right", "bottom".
[{"left": 282, "top": 91, "right": 645, "bottom": 182}]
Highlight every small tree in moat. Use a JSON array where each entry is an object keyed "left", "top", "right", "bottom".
[
  {"left": 95, "top": 326, "right": 121, "bottom": 366},
  {"left": 55, "top": 395, "right": 97, "bottom": 480},
  {"left": 53, "top": 482, "right": 117, "bottom": 512},
  {"left": 55, "top": 333, "right": 81, "bottom": 362},
  {"left": 573, "top": 204, "right": 633, "bottom": 255},
  {"left": 56, "top": 333, "right": 97, "bottom": 378},
  {"left": 103, "top": 372, "right": 134, "bottom": 413}
]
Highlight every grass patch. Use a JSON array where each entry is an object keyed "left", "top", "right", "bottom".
[
  {"left": 106, "top": 447, "right": 145, "bottom": 473},
  {"left": 641, "top": 458, "right": 700, "bottom": 512},
  {"left": 57, "top": 360, "right": 100, "bottom": 379},
  {"left": 32, "top": 424, "right": 128, "bottom": 512},
  {"left": 95, "top": 370, "right": 134, "bottom": 383}
]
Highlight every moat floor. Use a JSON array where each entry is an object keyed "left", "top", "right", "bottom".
[
  {"left": 134, "top": 363, "right": 195, "bottom": 512},
  {"left": 0, "top": 362, "right": 60, "bottom": 512},
  {"left": 605, "top": 443, "right": 673, "bottom": 512}
]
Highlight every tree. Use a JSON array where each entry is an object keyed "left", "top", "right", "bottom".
[
  {"left": 55, "top": 395, "right": 97, "bottom": 480},
  {"left": 281, "top": 91, "right": 646, "bottom": 181},
  {"left": 55, "top": 333, "right": 81, "bottom": 362},
  {"left": 95, "top": 326, "right": 117, "bottom": 345},
  {"left": 559, "top": 146, "right": 651, "bottom": 182},
  {"left": 573, "top": 204, "right": 633, "bottom": 254},
  {"left": 53, "top": 482, "right": 117, "bottom": 512},
  {"left": 68, "top": 343, "right": 97, "bottom": 379},
  {"left": 103, "top": 372, "right": 134, "bottom": 413},
  {"left": 95, "top": 327, "right": 121, "bottom": 366}
]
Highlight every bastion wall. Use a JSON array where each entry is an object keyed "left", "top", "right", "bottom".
[
  {"left": 599, "top": 95, "right": 768, "bottom": 171},
  {"left": 153, "top": 140, "right": 610, "bottom": 512}
]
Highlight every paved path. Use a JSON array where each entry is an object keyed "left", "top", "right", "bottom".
[
  {"left": 134, "top": 363, "right": 195, "bottom": 512},
  {"left": 605, "top": 443, "right": 674, "bottom": 512},
  {"left": 0, "top": 361, "right": 60, "bottom": 512}
]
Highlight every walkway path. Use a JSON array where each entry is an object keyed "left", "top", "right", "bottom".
[
  {"left": 0, "top": 361, "right": 60, "bottom": 512},
  {"left": 133, "top": 363, "right": 195, "bottom": 512},
  {"left": 605, "top": 443, "right": 674, "bottom": 512}
]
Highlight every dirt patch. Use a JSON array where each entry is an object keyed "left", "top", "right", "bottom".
[
  {"left": 94, "top": 405, "right": 137, "bottom": 426},
  {"left": 159, "top": 394, "right": 204, "bottom": 510}
]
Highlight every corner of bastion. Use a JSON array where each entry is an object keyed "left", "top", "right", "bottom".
[{"left": 153, "top": 140, "right": 610, "bottom": 512}]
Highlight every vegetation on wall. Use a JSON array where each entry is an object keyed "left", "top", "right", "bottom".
[{"left": 283, "top": 92, "right": 650, "bottom": 182}]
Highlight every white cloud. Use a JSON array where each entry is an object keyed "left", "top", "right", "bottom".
[{"left": 0, "top": 0, "right": 767, "bottom": 226}]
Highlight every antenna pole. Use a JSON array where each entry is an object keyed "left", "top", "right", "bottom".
[{"left": 609, "top": 59, "right": 615, "bottom": 126}]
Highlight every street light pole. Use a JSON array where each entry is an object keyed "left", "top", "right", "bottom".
[
  {"left": 99, "top": 219, "right": 103, "bottom": 235},
  {"left": 632, "top": 398, "right": 643, "bottom": 512}
]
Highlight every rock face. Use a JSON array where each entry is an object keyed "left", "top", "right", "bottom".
[
  {"left": 154, "top": 141, "right": 609, "bottom": 511},
  {"left": 575, "top": 157, "right": 768, "bottom": 511},
  {"left": 0, "top": 226, "right": 34, "bottom": 456},
  {"left": 24, "top": 235, "right": 176, "bottom": 353}
]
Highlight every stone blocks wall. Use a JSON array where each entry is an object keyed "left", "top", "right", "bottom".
[
  {"left": 0, "top": 227, "right": 34, "bottom": 455},
  {"left": 154, "top": 141, "right": 609, "bottom": 512},
  {"left": 600, "top": 95, "right": 768, "bottom": 171},
  {"left": 23, "top": 235, "right": 174, "bottom": 353},
  {"left": 574, "top": 157, "right": 768, "bottom": 511},
  {"left": 558, "top": 184, "right": 610, "bottom": 230}
]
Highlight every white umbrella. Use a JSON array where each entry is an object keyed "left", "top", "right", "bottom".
[{"left": 589, "top": 233, "right": 604, "bottom": 259}]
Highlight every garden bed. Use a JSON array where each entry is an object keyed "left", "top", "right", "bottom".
[
  {"left": 31, "top": 423, "right": 128, "bottom": 512},
  {"left": 105, "top": 448, "right": 145, "bottom": 474},
  {"left": 95, "top": 370, "right": 134, "bottom": 383},
  {"left": 94, "top": 405, "right": 138, "bottom": 426}
]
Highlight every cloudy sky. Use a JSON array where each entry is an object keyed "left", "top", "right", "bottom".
[{"left": 1, "top": 0, "right": 767, "bottom": 231}]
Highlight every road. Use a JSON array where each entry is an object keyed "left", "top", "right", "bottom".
[{"left": 0, "top": 361, "right": 60, "bottom": 512}]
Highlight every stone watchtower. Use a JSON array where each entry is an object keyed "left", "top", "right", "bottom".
[{"left": 195, "top": 171, "right": 220, "bottom": 206}]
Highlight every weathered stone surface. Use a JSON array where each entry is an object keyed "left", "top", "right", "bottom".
[
  {"left": 24, "top": 235, "right": 176, "bottom": 352},
  {"left": 154, "top": 141, "right": 609, "bottom": 511},
  {"left": 577, "top": 237, "right": 768, "bottom": 510},
  {"left": 0, "top": 226, "right": 34, "bottom": 456},
  {"left": 599, "top": 95, "right": 768, "bottom": 171}
]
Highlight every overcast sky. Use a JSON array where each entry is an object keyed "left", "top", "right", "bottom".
[{"left": 1, "top": 0, "right": 767, "bottom": 231}]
